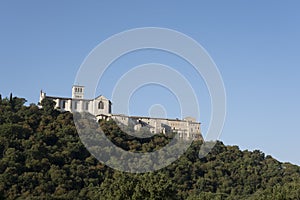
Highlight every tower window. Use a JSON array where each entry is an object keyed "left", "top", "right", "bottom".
[{"left": 98, "top": 101, "right": 104, "bottom": 109}]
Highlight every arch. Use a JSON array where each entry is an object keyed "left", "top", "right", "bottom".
[{"left": 98, "top": 101, "right": 104, "bottom": 109}]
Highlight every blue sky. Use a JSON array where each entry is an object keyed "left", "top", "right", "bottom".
[{"left": 0, "top": 1, "right": 299, "bottom": 165}]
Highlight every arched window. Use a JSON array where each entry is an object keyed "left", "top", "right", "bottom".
[{"left": 98, "top": 101, "right": 104, "bottom": 109}]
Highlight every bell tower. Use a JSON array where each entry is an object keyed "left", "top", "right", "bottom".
[{"left": 72, "top": 85, "right": 85, "bottom": 99}]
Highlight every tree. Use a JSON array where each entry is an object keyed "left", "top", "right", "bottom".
[
  {"left": 41, "top": 98, "right": 56, "bottom": 115},
  {"left": 9, "top": 93, "right": 12, "bottom": 103},
  {"left": 1, "top": 95, "right": 300, "bottom": 199}
]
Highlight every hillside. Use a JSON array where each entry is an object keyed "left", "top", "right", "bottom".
[{"left": 0, "top": 95, "right": 300, "bottom": 199}]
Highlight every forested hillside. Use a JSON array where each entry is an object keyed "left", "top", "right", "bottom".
[{"left": 0, "top": 95, "right": 300, "bottom": 199}]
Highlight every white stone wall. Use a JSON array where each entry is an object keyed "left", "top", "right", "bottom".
[
  {"left": 109, "top": 115, "right": 202, "bottom": 140},
  {"left": 111, "top": 115, "right": 129, "bottom": 126}
]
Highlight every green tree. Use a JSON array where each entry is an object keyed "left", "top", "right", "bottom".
[
  {"left": 41, "top": 98, "right": 56, "bottom": 115},
  {"left": 1, "top": 95, "right": 300, "bottom": 199}
]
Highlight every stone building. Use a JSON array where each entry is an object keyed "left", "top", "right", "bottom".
[
  {"left": 39, "top": 85, "right": 112, "bottom": 116},
  {"left": 39, "top": 85, "right": 202, "bottom": 140},
  {"left": 111, "top": 115, "right": 202, "bottom": 140}
]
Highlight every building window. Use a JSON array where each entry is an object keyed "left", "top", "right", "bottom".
[
  {"left": 62, "top": 100, "right": 66, "bottom": 109},
  {"left": 85, "top": 102, "right": 89, "bottom": 110},
  {"left": 98, "top": 101, "right": 104, "bottom": 109}
]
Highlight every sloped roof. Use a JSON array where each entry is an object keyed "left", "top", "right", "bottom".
[{"left": 94, "top": 95, "right": 111, "bottom": 102}]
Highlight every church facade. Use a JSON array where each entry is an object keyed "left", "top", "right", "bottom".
[{"left": 39, "top": 85, "right": 202, "bottom": 140}]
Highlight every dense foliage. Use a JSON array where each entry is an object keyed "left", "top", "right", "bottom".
[{"left": 0, "top": 95, "right": 300, "bottom": 199}]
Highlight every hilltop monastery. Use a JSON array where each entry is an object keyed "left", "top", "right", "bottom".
[{"left": 39, "top": 85, "right": 202, "bottom": 140}]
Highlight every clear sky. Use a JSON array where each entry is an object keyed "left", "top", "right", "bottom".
[{"left": 0, "top": 1, "right": 299, "bottom": 165}]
